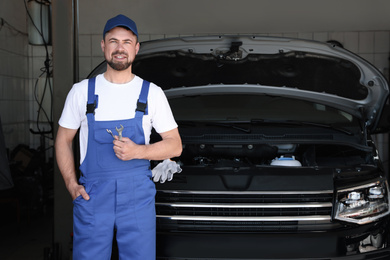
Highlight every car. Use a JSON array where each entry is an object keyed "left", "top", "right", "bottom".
[{"left": 89, "top": 35, "right": 390, "bottom": 259}]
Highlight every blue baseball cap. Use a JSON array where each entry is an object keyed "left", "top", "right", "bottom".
[{"left": 103, "top": 14, "right": 138, "bottom": 39}]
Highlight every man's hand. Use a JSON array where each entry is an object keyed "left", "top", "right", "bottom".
[
  {"left": 112, "top": 128, "right": 182, "bottom": 161},
  {"left": 55, "top": 126, "right": 90, "bottom": 202},
  {"left": 68, "top": 182, "right": 90, "bottom": 201},
  {"left": 113, "top": 136, "right": 141, "bottom": 161}
]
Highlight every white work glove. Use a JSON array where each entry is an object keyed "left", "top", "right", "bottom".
[{"left": 152, "top": 159, "right": 182, "bottom": 183}]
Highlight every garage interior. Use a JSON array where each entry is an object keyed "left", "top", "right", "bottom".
[{"left": 1, "top": 0, "right": 390, "bottom": 259}]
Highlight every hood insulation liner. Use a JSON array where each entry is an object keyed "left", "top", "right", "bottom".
[{"left": 133, "top": 51, "right": 367, "bottom": 100}]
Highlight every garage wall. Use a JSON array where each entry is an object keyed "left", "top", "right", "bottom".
[
  {"left": 0, "top": 1, "right": 52, "bottom": 154},
  {"left": 0, "top": 1, "right": 28, "bottom": 151},
  {"left": 78, "top": 0, "right": 390, "bottom": 35}
]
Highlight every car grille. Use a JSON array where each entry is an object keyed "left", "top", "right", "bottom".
[{"left": 156, "top": 190, "right": 334, "bottom": 232}]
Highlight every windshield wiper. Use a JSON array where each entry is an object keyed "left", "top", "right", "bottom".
[
  {"left": 207, "top": 122, "right": 251, "bottom": 133},
  {"left": 177, "top": 120, "right": 251, "bottom": 133},
  {"left": 251, "top": 119, "right": 353, "bottom": 135}
]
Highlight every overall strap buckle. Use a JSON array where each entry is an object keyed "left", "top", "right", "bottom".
[
  {"left": 136, "top": 80, "right": 150, "bottom": 114},
  {"left": 86, "top": 77, "right": 98, "bottom": 115}
]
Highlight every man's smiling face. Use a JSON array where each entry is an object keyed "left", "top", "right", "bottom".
[{"left": 101, "top": 26, "right": 140, "bottom": 71}]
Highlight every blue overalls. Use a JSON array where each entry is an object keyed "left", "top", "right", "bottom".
[{"left": 72, "top": 77, "right": 156, "bottom": 260}]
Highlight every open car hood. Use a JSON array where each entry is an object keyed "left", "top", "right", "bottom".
[{"left": 89, "top": 35, "right": 389, "bottom": 132}]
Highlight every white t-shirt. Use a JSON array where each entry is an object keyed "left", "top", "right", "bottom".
[{"left": 58, "top": 74, "right": 178, "bottom": 163}]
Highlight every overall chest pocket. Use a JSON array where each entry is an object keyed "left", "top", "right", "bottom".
[{"left": 94, "top": 125, "right": 136, "bottom": 169}]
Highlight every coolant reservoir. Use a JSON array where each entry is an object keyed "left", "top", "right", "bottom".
[{"left": 271, "top": 155, "right": 302, "bottom": 166}]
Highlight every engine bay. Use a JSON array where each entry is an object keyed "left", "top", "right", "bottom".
[{"left": 177, "top": 143, "right": 374, "bottom": 168}]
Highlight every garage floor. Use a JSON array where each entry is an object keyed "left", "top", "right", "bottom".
[{"left": 0, "top": 207, "right": 53, "bottom": 260}]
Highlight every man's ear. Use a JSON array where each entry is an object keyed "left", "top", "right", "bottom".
[
  {"left": 101, "top": 39, "right": 105, "bottom": 52},
  {"left": 135, "top": 42, "right": 140, "bottom": 55}
]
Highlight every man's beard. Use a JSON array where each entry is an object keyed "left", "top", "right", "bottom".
[{"left": 106, "top": 52, "right": 132, "bottom": 71}]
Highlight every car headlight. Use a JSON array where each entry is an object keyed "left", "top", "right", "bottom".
[{"left": 335, "top": 180, "right": 390, "bottom": 224}]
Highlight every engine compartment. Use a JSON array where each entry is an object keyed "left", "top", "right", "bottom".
[{"left": 177, "top": 143, "right": 374, "bottom": 168}]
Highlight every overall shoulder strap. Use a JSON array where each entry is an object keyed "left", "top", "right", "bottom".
[
  {"left": 135, "top": 80, "right": 150, "bottom": 117},
  {"left": 86, "top": 77, "right": 99, "bottom": 116}
]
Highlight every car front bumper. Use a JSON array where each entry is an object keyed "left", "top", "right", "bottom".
[{"left": 156, "top": 218, "right": 390, "bottom": 259}]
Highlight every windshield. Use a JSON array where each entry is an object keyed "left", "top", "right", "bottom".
[{"left": 169, "top": 94, "right": 357, "bottom": 125}]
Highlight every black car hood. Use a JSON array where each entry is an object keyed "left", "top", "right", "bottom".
[{"left": 89, "top": 35, "right": 389, "bottom": 131}]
